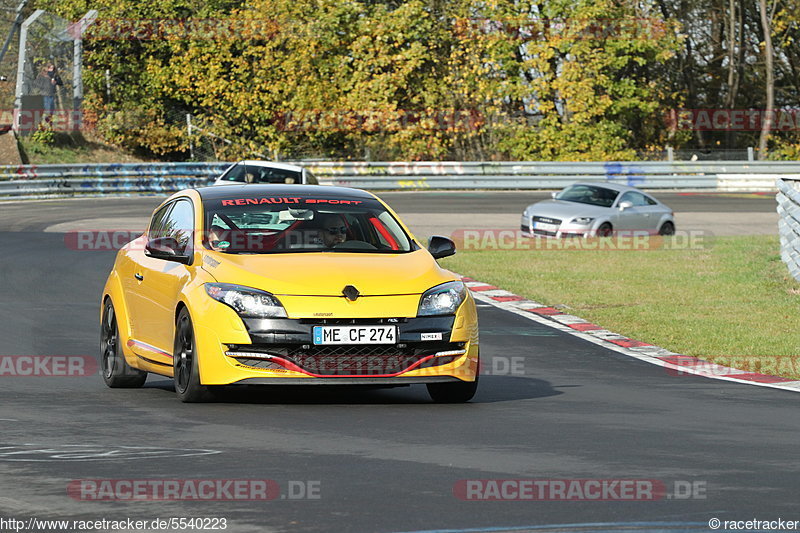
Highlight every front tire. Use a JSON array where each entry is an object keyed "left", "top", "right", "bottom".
[
  {"left": 427, "top": 376, "right": 478, "bottom": 403},
  {"left": 101, "top": 300, "right": 147, "bottom": 388},
  {"left": 659, "top": 221, "right": 675, "bottom": 236},
  {"left": 173, "top": 308, "right": 214, "bottom": 403},
  {"left": 596, "top": 223, "right": 613, "bottom": 237}
]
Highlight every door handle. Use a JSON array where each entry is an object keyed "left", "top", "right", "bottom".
[{"left": 134, "top": 273, "right": 144, "bottom": 281}]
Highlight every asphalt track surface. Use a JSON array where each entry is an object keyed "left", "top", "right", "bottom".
[
  {"left": 0, "top": 192, "right": 779, "bottom": 230},
  {"left": 0, "top": 193, "right": 797, "bottom": 533}
]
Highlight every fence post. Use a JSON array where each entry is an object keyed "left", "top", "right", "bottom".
[
  {"left": 72, "top": 10, "right": 97, "bottom": 131},
  {"left": 0, "top": 1, "right": 29, "bottom": 67},
  {"left": 186, "top": 114, "right": 194, "bottom": 160},
  {"left": 13, "top": 9, "right": 45, "bottom": 133}
]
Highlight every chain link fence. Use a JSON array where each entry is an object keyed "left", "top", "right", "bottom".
[
  {"left": 14, "top": 9, "right": 74, "bottom": 134},
  {"left": 0, "top": 0, "right": 26, "bottom": 112}
]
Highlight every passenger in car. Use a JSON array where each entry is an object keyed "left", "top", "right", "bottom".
[{"left": 207, "top": 225, "right": 230, "bottom": 251}]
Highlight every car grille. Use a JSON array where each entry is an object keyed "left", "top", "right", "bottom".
[
  {"left": 228, "top": 342, "right": 464, "bottom": 376},
  {"left": 532, "top": 216, "right": 561, "bottom": 225},
  {"left": 530, "top": 216, "right": 561, "bottom": 237}
]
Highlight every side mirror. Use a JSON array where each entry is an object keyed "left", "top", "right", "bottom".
[
  {"left": 145, "top": 237, "right": 190, "bottom": 264},
  {"left": 618, "top": 201, "right": 633, "bottom": 211},
  {"left": 550, "top": 192, "right": 558, "bottom": 199},
  {"left": 428, "top": 235, "right": 456, "bottom": 259}
]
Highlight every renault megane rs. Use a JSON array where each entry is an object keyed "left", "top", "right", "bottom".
[{"left": 100, "top": 185, "right": 479, "bottom": 402}]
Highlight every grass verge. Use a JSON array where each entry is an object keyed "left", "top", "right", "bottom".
[
  {"left": 17, "top": 132, "right": 148, "bottom": 164},
  {"left": 441, "top": 235, "right": 800, "bottom": 379}
]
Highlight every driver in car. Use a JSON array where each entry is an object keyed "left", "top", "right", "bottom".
[{"left": 320, "top": 214, "right": 348, "bottom": 248}]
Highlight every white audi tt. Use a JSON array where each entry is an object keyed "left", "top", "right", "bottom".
[{"left": 521, "top": 182, "right": 675, "bottom": 238}]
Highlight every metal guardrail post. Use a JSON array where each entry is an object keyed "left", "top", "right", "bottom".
[{"left": 777, "top": 178, "right": 800, "bottom": 282}]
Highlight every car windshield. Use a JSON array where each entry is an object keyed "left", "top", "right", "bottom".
[
  {"left": 555, "top": 184, "right": 619, "bottom": 208},
  {"left": 204, "top": 195, "right": 413, "bottom": 254},
  {"left": 220, "top": 164, "right": 303, "bottom": 184}
]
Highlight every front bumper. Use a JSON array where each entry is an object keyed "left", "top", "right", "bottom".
[
  {"left": 192, "top": 306, "right": 480, "bottom": 386},
  {"left": 520, "top": 215, "right": 593, "bottom": 238}
]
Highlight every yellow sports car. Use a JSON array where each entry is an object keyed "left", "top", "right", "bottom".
[{"left": 100, "top": 185, "right": 479, "bottom": 402}]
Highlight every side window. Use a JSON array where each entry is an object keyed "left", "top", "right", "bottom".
[
  {"left": 221, "top": 164, "right": 244, "bottom": 182},
  {"left": 163, "top": 200, "right": 195, "bottom": 255},
  {"left": 343, "top": 213, "right": 367, "bottom": 242},
  {"left": 148, "top": 204, "right": 173, "bottom": 239},
  {"left": 644, "top": 195, "right": 658, "bottom": 205},
  {"left": 620, "top": 192, "right": 648, "bottom": 207}
]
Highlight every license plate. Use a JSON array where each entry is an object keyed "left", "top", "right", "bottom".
[
  {"left": 313, "top": 325, "right": 397, "bottom": 345},
  {"left": 533, "top": 222, "right": 559, "bottom": 231}
]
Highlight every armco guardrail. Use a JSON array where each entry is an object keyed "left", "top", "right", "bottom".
[
  {"left": 0, "top": 163, "right": 229, "bottom": 200},
  {"left": 778, "top": 178, "right": 800, "bottom": 281},
  {"left": 307, "top": 161, "right": 795, "bottom": 190},
  {"left": 0, "top": 160, "right": 793, "bottom": 199}
]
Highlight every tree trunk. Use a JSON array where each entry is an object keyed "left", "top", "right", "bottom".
[
  {"left": 758, "top": 0, "right": 774, "bottom": 160},
  {"left": 724, "top": 0, "right": 737, "bottom": 109},
  {"left": 724, "top": 0, "right": 737, "bottom": 149}
]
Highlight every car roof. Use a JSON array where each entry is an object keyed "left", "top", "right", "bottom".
[
  {"left": 572, "top": 181, "right": 652, "bottom": 194},
  {"left": 195, "top": 184, "right": 375, "bottom": 201},
  {"left": 228, "top": 160, "right": 305, "bottom": 172}
]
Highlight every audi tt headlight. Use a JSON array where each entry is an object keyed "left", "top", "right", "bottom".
[
  {"left": 205, "top": 283, "right": 287, "bottom": 318},
  {"left": 418, "top": 281, "right": 467, "bottom": 317},
  {"left": 571, "top": 217, "right": 595, "bottom": 225}
]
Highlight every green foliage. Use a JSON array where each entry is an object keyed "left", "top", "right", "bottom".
[
  {"left": 30, "top": 123, "right": 56, "bottom": 145},
  {"left": 35, "top": 0, "right": 684, "bottom": 160}
]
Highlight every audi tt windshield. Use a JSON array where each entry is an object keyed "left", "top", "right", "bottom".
[{"left": 555, "top": 184, "right": 620, "bottom": 208}]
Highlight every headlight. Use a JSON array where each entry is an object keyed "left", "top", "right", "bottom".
[
  {"left": 205, "top": 283, "right": 287, "bottom": 318},
  {"left": 571, "top": 217, "right": 595, "bottom": 225},
  {"left": 418, "top": 281, "right": 467, "bottom": 317}
]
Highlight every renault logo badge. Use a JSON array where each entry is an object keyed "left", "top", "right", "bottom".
[{"left": 342, "top": 285, "right": 360, "bottom": 301}]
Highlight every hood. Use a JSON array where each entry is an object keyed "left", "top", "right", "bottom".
[
  {"left": 526, "top": 200, "right": 611, "bottom": 220},
  {"left": 201, "top": 249, "right": 454, "bottom": 296}
]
